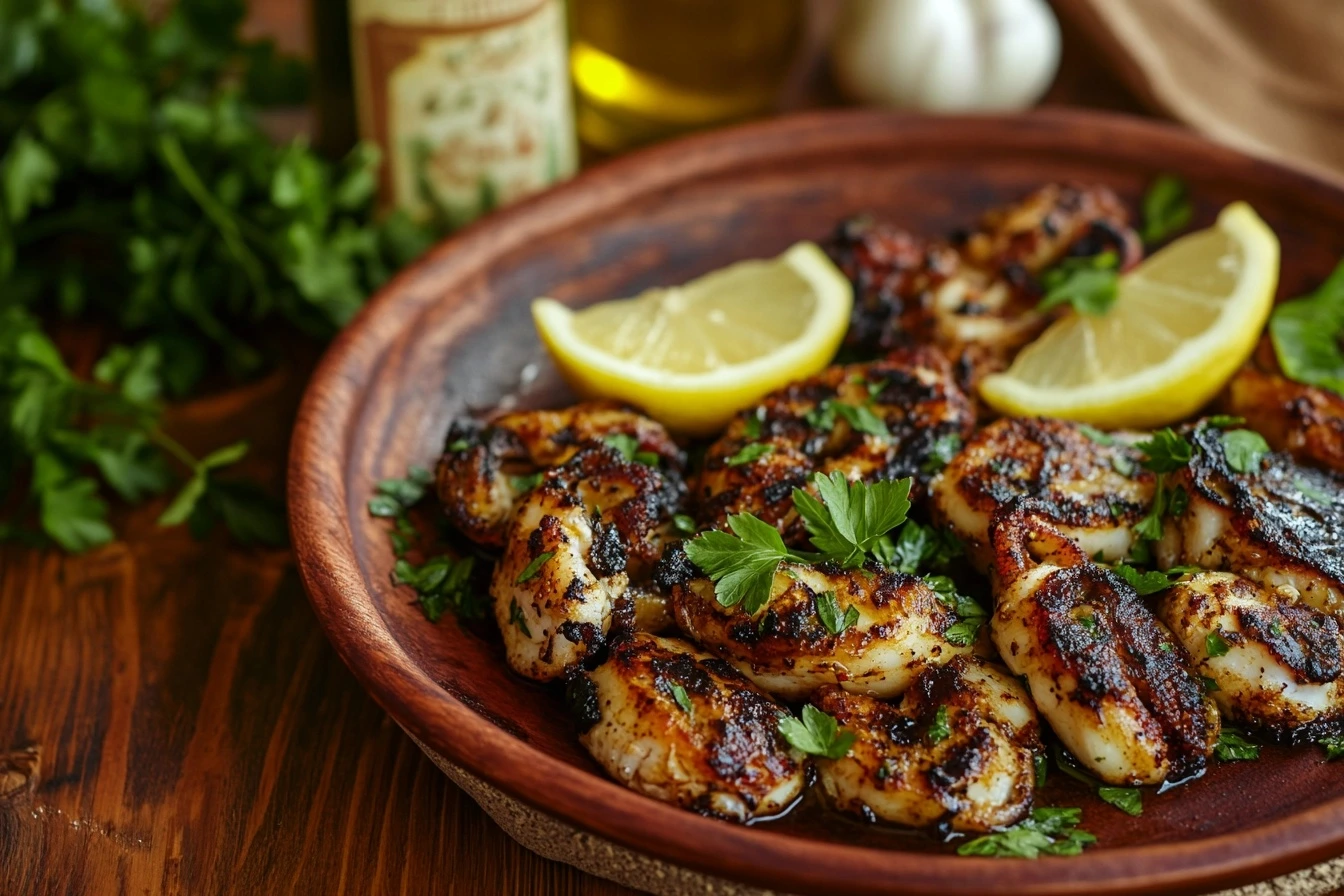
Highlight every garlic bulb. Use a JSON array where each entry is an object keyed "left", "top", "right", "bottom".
[{"left": 829, "top": 0, "right": 1062, "bottom": 112}]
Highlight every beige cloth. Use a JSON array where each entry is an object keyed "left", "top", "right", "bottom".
[{"left": 1056, "top": 0, "right": 1344, "bottom": 181}]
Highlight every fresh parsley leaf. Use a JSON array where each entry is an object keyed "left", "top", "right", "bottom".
[
  {"left": 886, "top": 520, "right": 963, "bottom": 574},
  {"left": 1140, "top": 174, "right": 1193, "bottom": 244},
  {"left": 1220, "top": 429, "right": 1270, "bottom": 474},
  {"left": 832, "top": 401, "right": 889, "bottom": 438},
  {"left": 604, "top": 433, "right": 639, "bottom": 460},
  {"left": 743, "top": 407, "right": 764, "bottom": 439},
  {"left": 777, "top": 704, "right": 854, "bottom": 759},
  {"left": 1034, "top": 753, "right": 1048, "bottom": 789},
  {"left": 792, "top": 472, "right": 912, "bottom": 568},
  {"left": 447, "top": 439, "right": 471, "bottom": 452},
  {"left": 509, "top": 472, "right": 544, "bottom": 492},
  {"left": 1097, "top": 787, "right": 1144, "bottom": 817},
  {"left": 683, "top": 513, "right": 805, "bottom": 613},
  {"left": 395, "top": 554, "right": 482, "bottom": 622},
  {"left": 1037, "top": 253, "right": 1119, "bottom": 317},
  {"left": 926, "top": 705, "right": 951, "bottom": 743},
  {"left": 928, "top": 575, "right": 989, "bottom": 646},
  {"left": 1110, "top": 562, "right": 1178, "bottom": 596},
  {"left": 726, "top": 442, "right": 774, "bottom": 466},
  {"left": 1320, "top": 735, "right": 1344, "bottom": 760},
  {"left": 804, "top": 402, "right": 836, "bottom": 432},
  {"left": 668, "top": 681, "right": 693, "bottom": 715},
  {"left": 515, "top": 551, "right": 555, "bottom": 584},
  {"left": 921, "top": 432, "right": 962, "bottom": 474},
  {"left": 1270, "top": 260, "right": 1344, "bottom": 396},
  {"left": 1203, "top": 415, "right": 1245, "bottom": 429},
  {"left": 1205, "top": 630, "right": 1231, "bottom": 658},
  {"left": 508, "top": 597, "right": 532, "bottom": 636},
  {"left": 1112, "top": 454, "right": 1136, "bottom": 477},
  {"left": 1078, "top": 613, "right": 1100, "bottom": 637},
  {"left": 1201, "top": 675, "right": 1221, "bottom": 694},
  {"left": 815, "top": 590, "right": 859, "bottom": 635},
  {"left": 1166, "top": 485, "right": 1189, "bottom": 517},
  {"left": 1214, "top": 728, "right": 1260, "bottom": 761},
  {"left": 1136, "top": 428, "right": 1193, "bottom": 472},
  {"left": 956, "top": 807, "right": 1096, "bottom": 858}
]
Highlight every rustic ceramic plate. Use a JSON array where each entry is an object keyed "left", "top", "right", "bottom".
[{"left": 289, "top": 109, "right": 1344, "bottom": 896}]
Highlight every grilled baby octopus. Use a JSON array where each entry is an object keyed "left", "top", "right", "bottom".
[
  {"left": 813, "top": 655, "right": 1041, "bottom": 832},
  {"left": 826, "top": 182, "right": 1144, "bottom": 382},
  {"left": 1157, "top": 572, "right": 1344, "bottom": 738},
  {"left": 658, "top": 545, "right": 976, "bottom": 701},
  {"left": 695, "top": 345, "right": 974, "bottom": 541},
  {"left": 491, "top": 444, "right": 682, "bottom": 680},
  {"left": 437, "top": 400, "right": 683, "bottom": 548},
  {"left": 1155, "top": 422, "right": 1344, "bottom": 620},
  {"left": 930, "top": 417, "right": 1155, "bottom": 573},
  {"left": 990, "top": 501, "right": 1218, "bottom": 785},
  {"left": 570, "top": 631, "right": 806, "bottom": 822}
]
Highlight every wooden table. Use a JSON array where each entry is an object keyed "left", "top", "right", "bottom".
[{"left": 0, "top": 8, "right": 1162, "bottom": 896}]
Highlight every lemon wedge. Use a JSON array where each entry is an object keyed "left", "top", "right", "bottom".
[
  {"left": 979, "top": 201, "right": 1279, "bottom": 428},
  {"left": 532, "top": 242, "right": 852, "bottom": 435}
]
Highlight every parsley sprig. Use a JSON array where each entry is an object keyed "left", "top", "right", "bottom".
[
  {"left": 956, "top": 807, "right": 1097, "bottom": 858},
  {"left": 1214, "top": 728, "right": 1260, "bottom": 761},
  {"left": 778, "top": 704, "right": 854, "bottom": 759},
  {"left": 1270, "top": 260, "right": 1344, "bottom": 396},
  {"left": 1141, "top": 175, "right": 1193, "bottom": 244},
  {"left": 1037, "top": 251, "right": 1119, "bottom": 317}
]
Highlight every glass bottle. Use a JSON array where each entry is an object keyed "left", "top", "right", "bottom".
[
  {"left": 350, "top": 0, "right": 579, "bottom": 227},
  {"left": 569, "top": 0, "right": 806, "bottom": 153}
]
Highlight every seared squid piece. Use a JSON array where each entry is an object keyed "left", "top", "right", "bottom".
[
  {"left": 1223, "top": 366, "right": 1344, "bottom": 474},
  {"left": 1155, "top": 423, "right": 1344, "bottom": 620},
  {"left": 990, "top": 502, "right": 1218, "bottom": 785},
  {"left": 569, "top": 632, "right": 805, "bottom": 822},
  {"left": 491, "top": 445, "right": 681, "bottom": 680},
  {"left": 930, "top": 417, "right": 1155, "bottom": 573},
  {"left": 658, "top": 544, "right": 977, "bottom": 700},
  {"left": 813, "top": 656, "right": 1040, "bottom": 832},
  {"left": 696, "top": 345, "right": 975, "bottom": 540},
  {"left": 826, "top": 183, "right": 1143, "bottom": 381},
  {"left": 1158, "top": 572, "right": 1344, "bottom": 736},
  {"left": 437, "top": 400, "right": 683, "bottom": 547}
]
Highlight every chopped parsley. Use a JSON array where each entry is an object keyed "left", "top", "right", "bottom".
[
  {"left": 832, "top": 401, "right": 890, "bottom": 438},
  {"left": 921, "top": 432, "right": 963, "bottom": 474},
  {"left": 515, "top": 550, "right": 555, "bottom": 584},
  {"left": 507, "top": 598, "right": 532, "bottom": 637},
  {"left": 447, "top": 438, "right": 471, "bottom": 452},
  {"left": 1214, "top": 728, "right": 1260, "bottom": 761},
  {"left": 1205, "top": 630, "right": 1231, "bottom": 658},
  {"left": 604, "top": 433, "right": 660, "bottom": 466},
  {"left": 926, "top": 705, "right": 951, "bottom": 744},
  {"left": 927, "top": 575, "right": 989, "bottom": 646},
  {"left": 725, "top": 442, "right": 775, "bottom": 466},
  {"left": 393, "top": 554, "right": 482, "bottom": 622},
  {"left": 1203, "top": 415, "right": 1245, "bottom": 429},
  {"left": 1270, "top": 259, "right": 1344, "bottom": 396},
  {"left": 1037, "top": 251, "right": 1120, "bottom": 317},
  {"left": 1110, "top": 561, "right": 1191, "bottom": 596},
  {"left": 1077, "top": 423, "right": 1115, "bottom": 445},
  {"left": 1097, "top": 787, "right": 1144, "bottom": 817},
  {"left": 1034, "top": 753, "right": 1049, "bottom": 789},
  {"left": 672, "top": 513, "right": 698, "bottom": 536},
  {"left": 1078, "top": 613, "right": 1101, "bottom": 637},
  {"left": 1136, "top": 428, "right": 1193, "bottom": 472},
  {"left": 1140, "top": 174, "right": 1193, "bottom": 244},
  {"left": 744, "top": 406, "right": 765, "bottom": 439},
  {"left": 778, "top": 704, "right": 854, "bottom": 759},
  {"left": 815, "top": 590, "right": 859, "bottom": 635},
  {"left": 1220, "top": 429, "right": 1270, "bottom": 474},
  {"left": 1320, "top": 735, "right": 1344, "bottom": 760},
  {"left": 668, "top": 682, "right": 693, "bottom": 715},
  {"left": 1296, "top": 476, "right": 1334, "bottom": 505},
  {"left": 956, "top": 807, "right": 1096, "bottom": 858},
  {"left": 880, "top": 520, "right": 964, "bottom": 574},
  {"left": 509, "top": 472, "right": 543, "bottom": 492}
]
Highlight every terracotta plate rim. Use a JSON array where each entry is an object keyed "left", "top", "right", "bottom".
[{"left": 289, "top": 108, "right": 1344, "bottom": 896}]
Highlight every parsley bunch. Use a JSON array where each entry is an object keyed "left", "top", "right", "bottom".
[
  {"left": 956, "top": 807, "right": 1096, "bottom": 858},
  {"left": 0, "top": 0, "right": 439, "bottom": 550}
]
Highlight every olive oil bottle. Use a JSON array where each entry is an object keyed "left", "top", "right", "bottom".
[{"left": 569, "top": 0, "right": 805, "bottom": 152}]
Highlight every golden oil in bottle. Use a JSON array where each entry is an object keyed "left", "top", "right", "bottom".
[{"left": 569, "top": 0, "right": 805, "bottom": 152}]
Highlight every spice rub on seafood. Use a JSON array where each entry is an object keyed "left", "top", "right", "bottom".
[
  {"left": 930, "top": 417, "right": 1155, "bottom": 572},
  {"left": 695, "top": 345, "right": 974, "bottom": 541},
  {"left": 826, "top": 183, "right": 1144, "bottom": 382},
  {"left": 812, "top": 656, "right": 1041, "bottom": 832},
  {"left": 570, "top": 631, "right": 806, "bottom": 822},
  {"left": 1155, "top": 422, "right": 1344, "bottom": 620},
  {"left": 990, "top": 503, "right": 1218, "bottom": 786}
]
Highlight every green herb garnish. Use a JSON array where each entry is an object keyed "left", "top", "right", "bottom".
[
  {"left": 726, "top": 443, "right": 775, "bottom": 466},
  {"left": 668, "top": 682, "right": 693, "bottom": 715},
  {"left": 1270, "top": 260, "right": 1344, "bottom": 396},
  {"left": 394, "top": 554, "right": 481, "bottom": 622},
  {"left": 956, "top": 808, "right": 1096, "bottom": 858},
  {"left": 672, "top": 513, "right": 698, "bottom": 536},
  {"left": 683, "top": 513, "right": 809, "bottom": 614},
  {"left": 1205, "top": 630, "right": 1231, "bottom": 658},
  {"left": 1220, "top": 429, "right": 1270, "bottom": 474},
  {"left": 778, "top": 704, "right": 854, "bottom": 759},
  {"left": 926, "top": 705, "right": 951, "bottom": 744},
  {"left": 1140, "top": 174, "right": 1193, "bottom": 244},
  {"left": 1214, "top": 728, "right": 1260, "bottom": 761},
  {"left": 604, "top": 433, "right": 659, "bottom": 466},
  {"left": 508, "top": 597, "right": 532, "bottom": 637},
  {"left": 921, "top": 432, "right": 963, "bottom": 474},
  {"left": 1037, "top": 252, "right": 1120, "bottom": 317},
  {"left": 515, "top": 551, "right": 555, "bottom": 584},
  {"left": 816, "top": 590, "right": 859, "bottom": 635},
  {"left": 1320, "top": 735, "right": 1344, "bottom": 760},
  {"left": 927, "top": 575, "right": 989, "bottom": 646},
  {"left": 792, "top": 471, "right": 912, "bottom": 569},
  {"left": 1097, "top": 787, "right": 1144, "bottom": 817},
  {"left": 1296, "top": 476, "right": 1334, "bottom": 505}
]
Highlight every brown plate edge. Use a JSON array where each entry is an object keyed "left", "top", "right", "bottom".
[{"left": 288, "top": 108, "right": 1344, "bottom": 896}]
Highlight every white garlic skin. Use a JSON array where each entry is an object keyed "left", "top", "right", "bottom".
[{"left": 829, "top": 0, "right": 1062, "bottom": 112}]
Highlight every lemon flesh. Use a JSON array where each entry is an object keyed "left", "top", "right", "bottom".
[
  {"left": 979, "top": 202, "right": 1279, "bottom": 429},
  {"left": 533, "top": 242, "right": 852, "bottom": 435}
]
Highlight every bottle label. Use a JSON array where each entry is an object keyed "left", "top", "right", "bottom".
[{"left": 352, "top": 0, "right": 577, "bottom": 225}]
